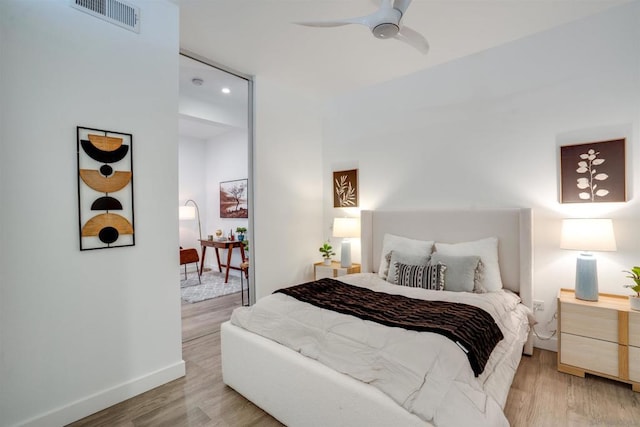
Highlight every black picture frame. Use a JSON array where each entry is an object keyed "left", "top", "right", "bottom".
[{"left": 77, "top": 126, "right": 135, "bottom": 250}]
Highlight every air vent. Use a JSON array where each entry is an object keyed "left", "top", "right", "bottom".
[{"left": 71, "top": 0, "right": 140, "bottom": 33}]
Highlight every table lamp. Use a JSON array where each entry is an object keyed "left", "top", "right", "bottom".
[
  {"left": 560, "top": 218, "right": 616, "bottom": 301},
  {"left": 333, "top": 217, "right": 360, "bottom": 268}
]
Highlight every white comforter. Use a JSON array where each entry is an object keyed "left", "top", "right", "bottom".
[{"left": 230, "top": 273, "right": 531, "bottom": 427}]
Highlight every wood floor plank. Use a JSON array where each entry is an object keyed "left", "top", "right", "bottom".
[
  {"left": 69, "top": 293, "right": 640, "bottom": 426},
  {"left": 504, "top": 346, "right": 640, "bottom": 426}
]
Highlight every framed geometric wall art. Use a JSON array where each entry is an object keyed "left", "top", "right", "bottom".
[
  {"left": 77, "top": 126, "right": 135, "bottom": 250},
  {"left": 560, "top": 138, "right": 626, "bottom": 203},
  {"left": 333, "top": 169, "right": 358, "bottom": 208},
  {"left": 220, "top": 179, "right": 248, "bottom": 218}
]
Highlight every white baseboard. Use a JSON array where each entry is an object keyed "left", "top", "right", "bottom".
[{"left": 19, "top": 360, "right": 185, "bottom": 427}]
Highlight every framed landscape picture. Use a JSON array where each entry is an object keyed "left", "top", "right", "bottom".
[
  {"left": 560, "top": 138, "right": 626, "bottom": 203},
  {"left": 220, "top": 179, "right": 248, "bottom": 218}
]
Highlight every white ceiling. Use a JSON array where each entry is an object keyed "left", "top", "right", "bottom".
[
  {"left": 179, "top": 54, "right": 248, "bottom": 111},
  {"left": 178, "top": 54, "right": 249, "bottom": 139},
  {"left": 176, "top": 0, "right": 629, "bottom": 99}
]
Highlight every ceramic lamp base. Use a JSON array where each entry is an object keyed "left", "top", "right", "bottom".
[
  {"left": 340, "top": 240, "right": 352, "bottom": 268},
  {"left": 575, "top": 253, "right": 598, "bottom": 301}
]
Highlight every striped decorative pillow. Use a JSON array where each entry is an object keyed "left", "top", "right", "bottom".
[{"left": 395, "top": 262, "right": 446, "bottom": 290}]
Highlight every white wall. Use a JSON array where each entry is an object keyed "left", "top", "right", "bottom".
[
  {"left": 0, "top": 2, "right": 182, "bottom": 426},
  {"left": 179, "top": 135, "right": 207, "bottom": 249},
  {"left": 253, "top": 77, "right": 324, "bottom": 299},
  {"left": 178, "top": 129, "right": 249, "bottom": 274},
  {"left": 205, "top": 129, "right": 249, "bottom": 272},
  {"left": 322, "top": 2, "right": 640, "bottom": 351}
]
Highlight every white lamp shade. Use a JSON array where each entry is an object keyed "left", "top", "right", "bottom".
[
  {"left": 333, "top": 217, "right": 360, "bottom": 238},
  {"left": 560, "top": 218, "right": 616, "bottom": 252},
  {"left": 179, "top": 205, "right": 196, "bottom": 220}
]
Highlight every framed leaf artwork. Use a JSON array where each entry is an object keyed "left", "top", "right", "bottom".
[
  {"left": 560, "top": 139, "right": 626, "bottom": 203},
  {"left": 333, "top": 169, "right": 358, "bottom": 208}
]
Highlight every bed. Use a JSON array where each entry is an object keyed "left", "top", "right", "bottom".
[{"left": 221, "top": 208, "right": 534, "bottom": 426}]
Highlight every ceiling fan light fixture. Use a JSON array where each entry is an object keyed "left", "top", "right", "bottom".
[{"left": 372, "top": 23, "right": 399, "bottom": 39}]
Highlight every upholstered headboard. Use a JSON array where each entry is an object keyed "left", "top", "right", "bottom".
[
  {"left": 360, "top": 208, "right": 534, "bottom": 355},
  {"left": 360, "top": 208, "right": 533, "bottom": 310}
]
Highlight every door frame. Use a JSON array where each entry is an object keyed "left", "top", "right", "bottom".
[{"left": 179, "top": 49, "right": 256, "bottom": 305}]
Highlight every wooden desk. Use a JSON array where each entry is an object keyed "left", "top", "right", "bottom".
[{"left": 199, "top": 239, "right": 246, "bottom": 283}]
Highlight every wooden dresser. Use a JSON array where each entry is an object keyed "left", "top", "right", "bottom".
[{"left": 558, "top": 288, "right": 640, "bottom": 391}]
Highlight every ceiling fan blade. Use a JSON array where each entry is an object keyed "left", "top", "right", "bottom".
[
  {"left": 394, "top": 25, "right": 429, "bottom": 54},
  {"left": 295, "top": 14, "right": 370, "bottom": 28},
  {"left": 296, "top": 21, "right": 352, "bottom": 28},
  {"left": 393, "top": 0, "right": 412, "bottom": 16}
]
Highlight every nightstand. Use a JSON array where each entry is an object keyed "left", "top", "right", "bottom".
[
  {"left": 558, "top": 288, "right": 640, "bottom": 392},
  {"left": 314, "top": 261, "right": 360, "bottom": 280}
]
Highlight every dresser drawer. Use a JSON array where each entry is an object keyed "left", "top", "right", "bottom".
[
  {"left": 560, "top": 333, "right": 619, "bottom": 377},
  {"left": 630, "top": 346, "right": 640, "bottom": 382},
  {"left": 629, "top": 312, "right": 640, "bottom": 347},
  {"left": 561, "top": 302, "right": 618, "bottom": 342}
]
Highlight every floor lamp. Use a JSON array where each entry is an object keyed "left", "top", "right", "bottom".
[
  {"left": 560, "top": 218, "right": 616, "bottom": 301},
  {"left": 179, "top": 199, "right": 202, "bottom": 242}
]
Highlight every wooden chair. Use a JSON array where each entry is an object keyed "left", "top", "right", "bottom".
[{"left": 179, "top": 247, "right": 201, "bottom": 283}]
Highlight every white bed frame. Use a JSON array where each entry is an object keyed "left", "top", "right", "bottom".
[{"left": 222, "top": 208, "right": 533, "bottom": 426}]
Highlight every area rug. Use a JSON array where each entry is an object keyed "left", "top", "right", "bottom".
[{"left": 180, "top": 270, "right": 242, "bottom": 303}]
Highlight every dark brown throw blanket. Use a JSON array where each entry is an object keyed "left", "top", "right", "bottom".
[{"left": 275, "top": 278, "right": 504, "bottom": 377}]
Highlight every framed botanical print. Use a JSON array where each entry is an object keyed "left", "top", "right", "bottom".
[
  {"left": 560, "top": 138, "right": 626, "bottom": 203},
  {"left": 333, "top": 169, "right": 358, "bottom": 208}
]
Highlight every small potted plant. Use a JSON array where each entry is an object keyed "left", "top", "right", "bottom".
[
  {"left": 624, "top": 266, "right": 640, "bottom": 311},
  {"left": 319, "top": 242, "right": 335, "bottom": 266},
  {"left": 236, "top": 227, "right": 247, "bottom": 241}
]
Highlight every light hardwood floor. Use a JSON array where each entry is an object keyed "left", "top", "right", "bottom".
[{"left": 69, "top": 293, "right": 640, "bottom": 426}]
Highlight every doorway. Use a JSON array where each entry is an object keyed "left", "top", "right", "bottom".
[{"left": 177, "top": 52, "right": 253, "bottom": 337}]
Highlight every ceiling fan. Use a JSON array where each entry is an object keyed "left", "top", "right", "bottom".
[{"left": 295, "top": 0, "right": 429, "bottom": 54}]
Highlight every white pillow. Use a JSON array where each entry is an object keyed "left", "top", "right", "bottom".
[
  {"left": 378, "top": 234, "right": 434, "bottom": 280},
  {"left": 434, "top": 237, "right": 503, "bottom": 292}
]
